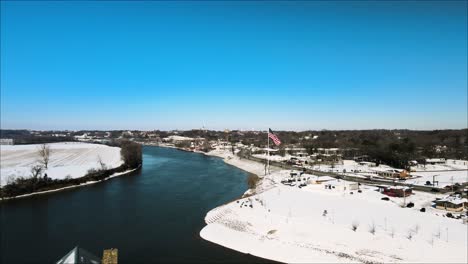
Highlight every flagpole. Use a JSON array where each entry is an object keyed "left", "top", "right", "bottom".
[{"left": 267, "top": 129, "right": 270, "bottom": 175}]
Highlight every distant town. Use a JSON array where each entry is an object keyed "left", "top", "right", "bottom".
[
  {"left": 2, "top": 128, "right": 467, "bottom": 167},
  {"left": 2, "top": 128, "right": 467, "bottom": 194},
  {"left": 1, "top": 128, "right": 467, "bottom": 263}
]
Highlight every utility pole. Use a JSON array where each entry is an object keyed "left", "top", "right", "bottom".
[
  {"left": 433, "top": 174, "right": 439, "bottom": 187},
  {"left": 451, "top": 176, "right": 454, "bottom": 192},
  {"left": 403, "top": 189, "right": 407, "bottom": 207},
  {"left": 267, "top": 129, "right": 270, "bottom": 175},
  {"left": 446, "top": 227, "right": 449, "bottom": 243}
]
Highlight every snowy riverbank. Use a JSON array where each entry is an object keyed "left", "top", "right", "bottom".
[
  {"left": 0, "top": 142, "right": 142, "bottom": 200},
  {"left": 0, "top": 167, "right": 139, "bottom": 201},
  {"left": 1, "top": 142, "right": 123, "bottom": 186},
  {"left": 200, "top": 151, "right": 468, "bottom": 263},
  {"left": 152, "top": 144, "right": 279, "bottom": 178}
]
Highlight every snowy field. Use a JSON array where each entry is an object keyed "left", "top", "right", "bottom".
[
  {"left": 1, "top": 142, "right": 123, "bottom": 186},
  {"left": 300, "top": 160, "right": 467, "bottom": 188},
  {"left": 407, "top": 170, "right": 468, "bottom": 188},
  {"left": 410, "top": 162, "right": 468, "bottom": 172},
  {"left": 201, "top": 171, "right": 468, "bottom": 263}
]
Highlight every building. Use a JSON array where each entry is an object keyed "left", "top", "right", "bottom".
[
  {"left": 354, "top": 155, "right": 371, "bottom": 162},
  {"left": 313, "top": 176, "right": 336, "bottom": 184},
  {"left": 74, "top": 133, "right": 92, "bottom": 141},
  {"left": 434, "top": 196, "right": 468, "bottom": 212},
  {"left": 358, "top": 161, "right": 377, "bottom": 167},
  {"left": 56, "top": 246, "right": 101, "bottom": 264},
  {"left": 372, "top": 168, "right": 410, "bottom": 179},
  {"left": 0, "top": 138, "right": 14, "bottom": 145},
  {"left": 332, "top": 181, "right": 359, "bottom": 191},
  {"left": 284, "top": 147, "right": 308, "bottom": 155},
  {"left": 316, "top": 148, "right": 341, "bottom": 155},
  {"left": 378, "top": 186, "right": 412, "bottom": 197},
  {"left": 263, "top": 148, "right": 279, "bottom": 155},
  {"left": 162, "top": 135, "right": 196, "bottom": 144},
  {"left": 425, "top": 158, "right": 446, "bottom": 165}
]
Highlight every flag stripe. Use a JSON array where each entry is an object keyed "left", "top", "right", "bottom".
[
  {"left": 269, "top": 134, "right": 281, "bottom": 145},
  {"left": 268, "top": 128, "right": 281, "bottom": 146}
]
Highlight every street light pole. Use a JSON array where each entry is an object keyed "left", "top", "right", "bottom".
[
  {"left": 433, "top": 174, "right": 439, "bottom": 187},
  {"left": 403, "top": 188, "right": 407, "bottom": 207}
]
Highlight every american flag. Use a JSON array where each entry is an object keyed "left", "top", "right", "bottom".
[{"left": 268, "top": 128, "right": 281, "bottom": 146}]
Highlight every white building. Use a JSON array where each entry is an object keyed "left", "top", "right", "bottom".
[{"left": 425, "top": 158, "right": 446, "bottom": 165}]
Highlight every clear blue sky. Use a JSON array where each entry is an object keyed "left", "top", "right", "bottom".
[{"left": 1, "top": 1, "right": 467, "bottom": 131}]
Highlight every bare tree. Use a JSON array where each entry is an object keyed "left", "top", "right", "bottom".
[
  {"left": 7, "top": 176, "right": 16, "bottom": 185},
  {"left": 390, "top": 227, "right": 395, "bottom": 238},
  {"left": 406, "top": 230, "right": 413, "bottom": 240},
  {"left": 31, "top": 165, "right": 43, "bottom": 178},
  {"left": 38, "top": 144, "right": 51, "bottom": 169},
  {"left": 369, "top": 221, "right": 376, "bottom": 235},
  {"left": 351, "top": 221, "right": 359, "bottom": 232},
  {"left": 97, "top": 155, "right": 107, "bottom": 171}
]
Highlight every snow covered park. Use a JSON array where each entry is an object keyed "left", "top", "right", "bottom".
[
  {"left": 407, "top": 170, "right": 468, "bottom": 188},
  {"left": 301, "top": 160, "right": 467, "bottom": 188},
  {"left": 411, "top": 159, "right": 468, "bottom": 171},
  {"left": 201, "top": 170, "right": 468, "bottom": 263},
  {"left": 1, "top": 142, "right": 123, "bottom": 186}
]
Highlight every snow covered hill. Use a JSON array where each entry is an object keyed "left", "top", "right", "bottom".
[
  {"left": 201, "top": 171, "right": 468, "bottom": 263},
  {"left": 1, "top": 142, "right": 123, "bottom": 186}
]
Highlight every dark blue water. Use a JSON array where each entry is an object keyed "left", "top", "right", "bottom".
[{"left": 0, "top": 146, "right": 272, "bottom": 263}]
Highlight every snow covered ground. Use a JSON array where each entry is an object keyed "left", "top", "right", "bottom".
[
  {"left": 410, "top": 162, "right": 468, "bottom": 172},
  {"left": 206, "top": 148, "right": 280, "bottom": 177},
  {"left": 410, "top": 159, "right": 468, "bottom": 171},
  {"left": 305, "top": 160, "right": 467, "bottom": 188},
  {"left": 307, "top": 160, "right": 396, "bottom": 174},
  {"left": 201, "top": 170, "right": 468, "bottom": 263},
  {"left": 1, "top": 142, "right": 123, "bottom": 186},
  {"left": 252, "top": 153, "right": 290, "bottom": 162},
  {"left": 407, "top": 170, "right": 468, "bottom": 188}
]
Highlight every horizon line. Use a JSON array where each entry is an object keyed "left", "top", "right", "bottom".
[{"left": 1, "top": 127, "right": 467, "bottom": 133}]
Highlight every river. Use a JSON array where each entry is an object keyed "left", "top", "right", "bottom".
[{"left": 0, "top": 146, "right": 272, "bottom": 263}]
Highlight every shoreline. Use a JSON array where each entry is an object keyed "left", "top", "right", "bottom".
[
  {"left": 146, "top": 143, "right": 285, "bottom": 190},
  {"left": 147, "top": 144, "right": 293, "bottom": 262},
  {"left": 199, "top": 181, "right": 468, "bottom": 263},
  {"left": 149, "top": 144, "right": 280, "bottom": 196},
  {"left": 0, "top": 167, "right": 140, "bottom": 201},
  {"left": 146, "top": 143, "right": 278, "bottom": 177},
  {"left": 191, "top": 148, "right": 468, "bottom": 263}
]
